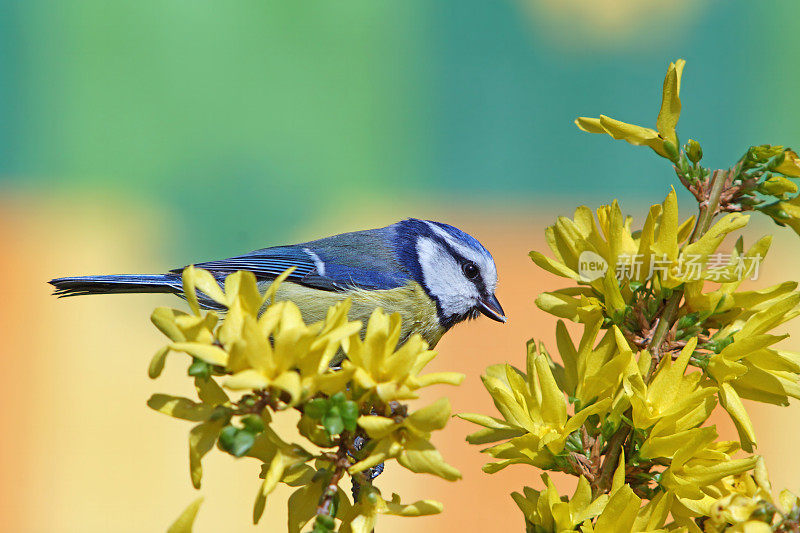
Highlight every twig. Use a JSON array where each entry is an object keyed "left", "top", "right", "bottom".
[{"left": 316, "top": 433, "right": 352, "bottom": 518}]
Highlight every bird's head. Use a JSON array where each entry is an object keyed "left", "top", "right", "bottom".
[{"left": 396, "top": 219, "right": 506, "bottom": 330}]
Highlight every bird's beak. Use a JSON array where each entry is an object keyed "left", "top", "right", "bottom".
[{"left": 477, "top": 294, "right": 506, "bottom": 323}]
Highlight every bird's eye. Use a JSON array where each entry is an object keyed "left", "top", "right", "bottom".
[{"left": 462, "top": 262, "right": 480, "bottom": 280}]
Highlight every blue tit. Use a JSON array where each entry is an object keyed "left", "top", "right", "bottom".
[{"left": 49, "top": 218, "right": 506, "bottom": 347}]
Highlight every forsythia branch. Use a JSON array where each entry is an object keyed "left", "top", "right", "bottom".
[{"left": 464, "top": 58, "right": 800, "bottom": 532}]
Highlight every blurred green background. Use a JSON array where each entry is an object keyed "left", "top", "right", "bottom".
[
  {"left": 3, "top": 1, "right": 800, "bottom": 532},
  {"left": 4, "top": 0, "right": 799, "bottom": 260}
]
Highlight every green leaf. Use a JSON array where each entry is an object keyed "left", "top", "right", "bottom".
[
  {"left": 305, "top": 398, "right": 329, "bottom": 420},
  {"left": 322, "top": 406, "right": 344, "bottom": 436},
  {"left": 340, "top": 401, "right": 359, "bottom": 431}
]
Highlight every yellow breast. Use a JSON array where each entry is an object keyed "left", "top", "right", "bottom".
[{"left": 267, "top": 280, "right": 446, "bottom": 347}]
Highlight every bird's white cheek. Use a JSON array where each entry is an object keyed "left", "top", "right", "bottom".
[{"left": 416, "top": 237, "right": 478, "bottom": 317}]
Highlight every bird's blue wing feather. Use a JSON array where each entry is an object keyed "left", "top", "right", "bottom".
[
  {"left": 172, "top": 227, "right": 411, "bottom": 292},
  {"left": 172, "top": 246, "right": 318, "bottom": 282}
]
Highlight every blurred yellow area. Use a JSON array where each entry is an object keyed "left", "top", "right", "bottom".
[
  {"left": 2, "top": 195, "right": 800, "bottom": 532},
  {"left": 519, "top": 0, "right": 706, "bottom": 48}
]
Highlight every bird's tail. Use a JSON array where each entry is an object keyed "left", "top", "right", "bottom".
[{"left": 49, "top": 274, "right": 183, "bottom": 298}]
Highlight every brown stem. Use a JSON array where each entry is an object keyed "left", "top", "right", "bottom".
[
  {"left": 592, "top": 168, "right": 730, "bottom": 497},
  {"left": 316, "top": 433, "right": 351, "bottom": 518}
]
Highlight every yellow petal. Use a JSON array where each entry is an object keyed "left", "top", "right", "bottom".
[
  {"left": 148, "top": 346, "right": 170, "bottom": 379},
  {"left": 382, "top": 494, "right": 443, "bottom": 516},
  {"left": 350, "top": 438, "right": 402, "bottom": 474},
  {"left": 224, "top": 270, "right": 262, "bottom": 314},
  {"left": 253, "top": 450, "right": 291, "bottom": 524},
  {"left": 528, "top": 248, "right": 583, "bottom": 281},
  {"left": 594, "top": 485, "right": 640, "bottom": 532},
  {"left": 412, "top": 372, "right": 465, "bottom": 388},
  {"left": 262, "top": 266, "right": 296, "bottom": 306},
  {"left": 187, "top": 266, "right": 228, "bottom": 306},
  {"left": 151, "top": 307, "right": 188, "bottom": 342},
  {"left": 398, "top": 437, "right": 461, "bottom": 481},
  {"left": 170, "top": 342, "right": 229, "bottom": 367},
  {"left": 408, "top": 397, "right": 451, "bottom": 432},
  {"left": 167, "top": 497, "right": 203, "bottom": 533},
  {"left": 652, "top": 188, "right": 679, "bottom": 261},
  {"left": 575, "top": 117, "right": 606, "bottom": 134},
  {"left": 656, "top": 59, "right": 685, "bottom": 147},
  {"left": 598, "top": 115, "right": 666, "bottom": 157},
  {"left": 775, "top": 149, "right": 800, "bottom": 177},
  {"left": 357, "top": 416, "right": 397, "bottom": 439},
  {"left": 224, "top": 369, "right": 270, "bottom": 390},
  {"left": 182, "top": 266, "right": 201, "bottom": 315}
]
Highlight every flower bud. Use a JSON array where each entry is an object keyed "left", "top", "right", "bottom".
[{"left": 685, "top": 139, "right": 703, "bottom": 163}]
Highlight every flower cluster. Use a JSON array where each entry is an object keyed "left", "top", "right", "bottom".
[
  {"left": 465, "top": 58, "right": 800, "bottom": 532},
  {"left": 150, "top": 266, "right": 463, "bottom": 532}
]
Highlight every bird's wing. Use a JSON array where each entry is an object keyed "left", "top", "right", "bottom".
[{"left": 171, "top": 237, "right": 408, "bottom": 292}]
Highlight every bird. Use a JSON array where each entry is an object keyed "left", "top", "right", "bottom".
[{"left": 49, "top": 218, "right": 506, "bottom": 347}]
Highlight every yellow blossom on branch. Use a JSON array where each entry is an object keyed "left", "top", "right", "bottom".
[
  {"left": 575, "top": 60, "right": 685, "bottom": 159},
  {"left": 342, "top": 309, "right": 464, "bottom": 403},
  {"left": 146, "top": 266, "right": 463, "bottom": 531},
  {"left": 512, "top": 475, "right": 609, "bottom": 532},
  {"left": 459, "top": 344, "right": 611, "bottom": 472},
  {"left": 352, "top": 397, "right": 461, "bottom": 481}
]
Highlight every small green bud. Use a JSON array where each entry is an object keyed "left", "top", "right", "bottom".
[
  {"left": 218, "top": 425, "right": 256, "bottom": 457},
  {"left": 330, "top": 391, "right": 347, "bottom": 406},
  {"left": 218, "top": 425, "right": 237, "bottom": 450},
  {"left": 241, "top": 414, "right": 265, "bottom": 434},
  {"left": 685, "top": 139, "right": 703, "bottom": 163},
  {"left": 322, "top": 406, "right": 344, "bottom": 436},
  {"left": 339, "top": 401, "right": 359, "bottom": 432},
  {"left": 759, "top": 175, "right": 798, "bottom": 197},
  {"left": 187, "top": 358, "right": 212, "bottom": 379}
]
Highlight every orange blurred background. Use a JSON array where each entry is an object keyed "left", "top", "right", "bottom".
[{"left": 3, "top": 1, "right": 800, "bottom": 531}]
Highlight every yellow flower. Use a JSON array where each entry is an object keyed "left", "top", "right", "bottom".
[
  {"left": 576, "top": 59, "right": 685, "bottom": 159},
  {"left": 459, "top": 345, "right": 611, "bottom": 472},
  {"left": 670, "top": 457, "right": 795, "bottom": 532},
  {"left": 762, "top": 193, "right": 800, "bottom": 237},
  {"left": 531, "top": 191, "right": 751, "bottom": 326},
  {"left": 512, "top": 475, "right": 609, "bottom": 532},
  {"left": 343, "top": 309, "right": 464, "bottom": 402},
  {"left": 627, "top": 338, "right": 717, "bottom": 433},
  {"left": 702, "top": 291, "right": 800, "bottom": 451},
  {"left": 338, "top": 487, "right": 442, "bottom": 533},
  {"left": 580, "top": 487, "right": 677, "bottom": 533},
  {"left": 549, "top": 320, "right": 639, "bottom": 409},
  {"left": 658, "top": 432, "right": 757, "bottom": 501},
  {"left": 351, "top": 397, "right": 461, "bottom": 481}
]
